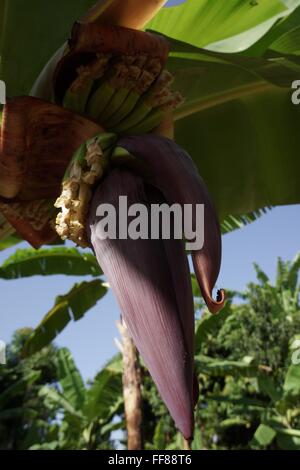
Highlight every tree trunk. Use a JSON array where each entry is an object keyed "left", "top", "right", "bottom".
[{"left": 117, "top": 320, "right": 143, "bottom": 450}]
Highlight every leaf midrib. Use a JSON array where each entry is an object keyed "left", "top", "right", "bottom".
[
  {"left": 1, "top": 251, "right": 100, "bottom": 275},
  {"left": 174, "top": 80, "right": 274, "bottom": 120}
]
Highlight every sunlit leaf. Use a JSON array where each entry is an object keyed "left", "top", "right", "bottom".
[
  {"left": 148, "top": 0, "right": 291, "bottom": 51},
  {"left": 56, "top": 348, "right": 86, "bottom": 410},
  {"left": 0, "top": 247, "right": 101, "bottom": 279},
  {"left": 253, "top": 424, "right": 276, "bottom": 446},
  {"left": 24, "top": 280, "right": 107, "bottom": 355}
]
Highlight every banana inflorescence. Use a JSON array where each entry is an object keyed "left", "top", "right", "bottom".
[
  {"left": 50, "top": 22, "right": 185, "bottom": 248},
  {"left": 54, "top": 23, "right": 183, "bottom": 134},
  {"left": 0, "top": 23, "right": 184, "bottom": 249},
  {"left": 0, "top": 5, "right": 225, "bottom": 440},
  {"left": 54, "top": 132, "right": 116, "bottom": 247}
]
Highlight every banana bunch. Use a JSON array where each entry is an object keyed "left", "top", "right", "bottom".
[
  {"left": 112, "top": 70, "right": 184, "bottom": 134},
  {"left": 54, "top": 132, "right": 116, "bottom": 247},
  {"left": 63, "top": 53, "right": 111, "bottom": 114},
  {"left": 86, "top": 55, "right": 150, "bottom": 122},
  {"left": 53, "top": 23, "right": 183, "bottom": 135}
]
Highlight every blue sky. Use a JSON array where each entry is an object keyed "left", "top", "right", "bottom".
[
  {"left": 1, "top": 205, "right": 299, "bottom": 380},
  {"left": 0, "top": 0, "right": 299, "bottom": 380}
]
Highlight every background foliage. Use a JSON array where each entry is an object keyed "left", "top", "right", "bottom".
[{"left": 1, "top": 252, "right": 299, "bottom": 450}]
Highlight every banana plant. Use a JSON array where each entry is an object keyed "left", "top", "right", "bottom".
[
  {"left": 1, "top": 0, "right": 300, "bottom": 441},
  {"left": 31, "top": 348, "right": 123, "bottom": 450},
  {"left": 0, "top": 332, "right": 123, "bottom": 450}
]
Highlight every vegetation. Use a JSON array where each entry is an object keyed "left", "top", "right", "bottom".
[
  {"left": 1, "top": 253, "right": 299, "bottom": 450},
  {"left": 0, "top": 329, "right": 123, "bottom": 450},
  {"left": 1, "top": 0, "right": 300, "bottom": 449}
]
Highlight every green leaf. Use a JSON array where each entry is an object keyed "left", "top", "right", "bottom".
[
  {"left": 221, "top": 208, "right": 271, "bottom": 234},
  {"left": 253, "top": 424, "right": 276, "bottom": 446},
  {"left": 220, "top": 417, "right": 250, "bottom": 428},
  {"left": 210, "top": 395, "right": 267, "bottom": 408},
  {"left": 0, "top": 0, "right": 96, "bottom": 96},
  {"left": 83, "top": 355, "right": 123, "bottom": 421},
  {"left": 0, "top": 247, "right": 102, "bottom": 279},
  {"left": 287, "top": 253, "right": 300, "bottom": 291},
  {"left": 283, "top": 364, "right": 300, "bottom": 396},
  {"left": 0, "top": 234, "right": 21, "bottom": 252},
  {"left": 257, "top": 375, "right": 282, "bottom": 402},
  {"left": 38, "top": 385, "right": 82, "bottom": 419},
  {"left": 191, "top": 428, "right": 203, "bottom": 450},
  {"left": 243, "top": 4, "right": 300, "bottom": 56},
  {"left": 29, "top": 442, "right": 59, "bottom": 450},
  {"left": 0, "top": 370, "right": 41, "bottom": 407},
  {"left": 275, "top": 427, "right": 300, "bottom": 437},
  {"left": 0, "top": 214, "right": 16, "bottom": 248},
  {"left": 170, "top": 57, "right": 300, "bottom": 218},
  {"left": 195, "top": 355, "right": 257, "bottom": 377},
  {"left": 24, "top": 280, "right": 107, "bottom": 355},
  {"left": 0, "top": 407, "right": 38, "bottom": 420},
  {"left": 195, "top": 301, "right": 233, "bottom": 352},
  {"left": 145, "top": 33, "right": 299, "bottom": 219},
  {"left": 277, "top": 434, "right": 300, "bottom": 449},
  {"left": 147, "top": 0, "right": 288, "bottom": 51},
  {"left": 253, "top": 262, "right": 270, "bottom": 284},
  {"left": 55, "top": 348, "right": 86, "bottom": 410},
  {"left": 153, "top": 419, "right": 167, "bottom": 450}
]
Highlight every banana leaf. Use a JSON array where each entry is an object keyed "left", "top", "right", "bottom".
[
  {"left": 24, "top": 279, "right": 107, "bottom": 355},
  {"left": 0, "top": 247, "right": 102, "bottom": 279},
  {"left": 55, "top": 348, "right": 86, "bottom": 410},
  {"left": 164, "top": 38, "right": 300, "bottom": 218},
  {"left": 83, "top": 355, "right": 123, "bottom": 421},
  {"left": 147, "top": 0, "right": 295, "bottom": 51}
]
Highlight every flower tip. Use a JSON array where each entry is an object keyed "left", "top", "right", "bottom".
[
  {"left": 177, "top": 412, "right": 194, "bottom": 442},
  {"left": 206, "top": 288, "right": 226, "bottom": 315}
]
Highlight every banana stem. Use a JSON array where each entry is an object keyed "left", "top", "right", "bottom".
[
  {"left": 117, "top": 319, "right": 143, "bottom": 450},
  {"left": 83, "top": 0, "right": 168, "bottom": 29},
  {"left": 82, "top": 0, "right": 115, "bottom": 23},
  {"left": 183, "top": 438, "right": 192, "bottom": 451}
]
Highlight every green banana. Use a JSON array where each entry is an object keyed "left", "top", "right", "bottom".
[
  {"left": 63, "top": 79, "right": 93, "bottom": 114},
  {"left": 85, "top": 57, "right": 142, "bottom": 123},
  {"left": 105, "top": 90, "right": 141, "bottom": 128},
  {"left": 105, "top": 62, "right": 161, "bottom": 128},
  {"left": 122, "top": 108, "right": 165, "bottom": 135},
  {"left": 61, "top": 54, "right": 111, "bottom": 115},
  {"left": 112, "top": 99, "right": 151, "bottom": 133},
  {"left": 55, "top": 132, "right": 117, "bottom": 248},
  {"left": 64, "top": 132, "right": 117, "bottom": 181},
  {"left": 100, "top": 87, "right": 130, "bottom": 123},
  {"left": 85, "top": 132, "right": 117, "bottom": 154},
  {"left": 124, "top": 92, "right": 183, "bottom": 135},
  {"left": 86, "top": 80, "right": 116, "bottom": 120},
  {"left": 111, "top": 70, "right": 175, "bottom": 133},
  {"left": 102, "top": 60, "right": 147, "bottom": 126}
]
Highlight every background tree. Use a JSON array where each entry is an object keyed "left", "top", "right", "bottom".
[
  {"left": 0, "top": 329, "right": 59, "bottom": 449},
  {"left": 0, "top": 330, "right": 123, "bottom": 450}
]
